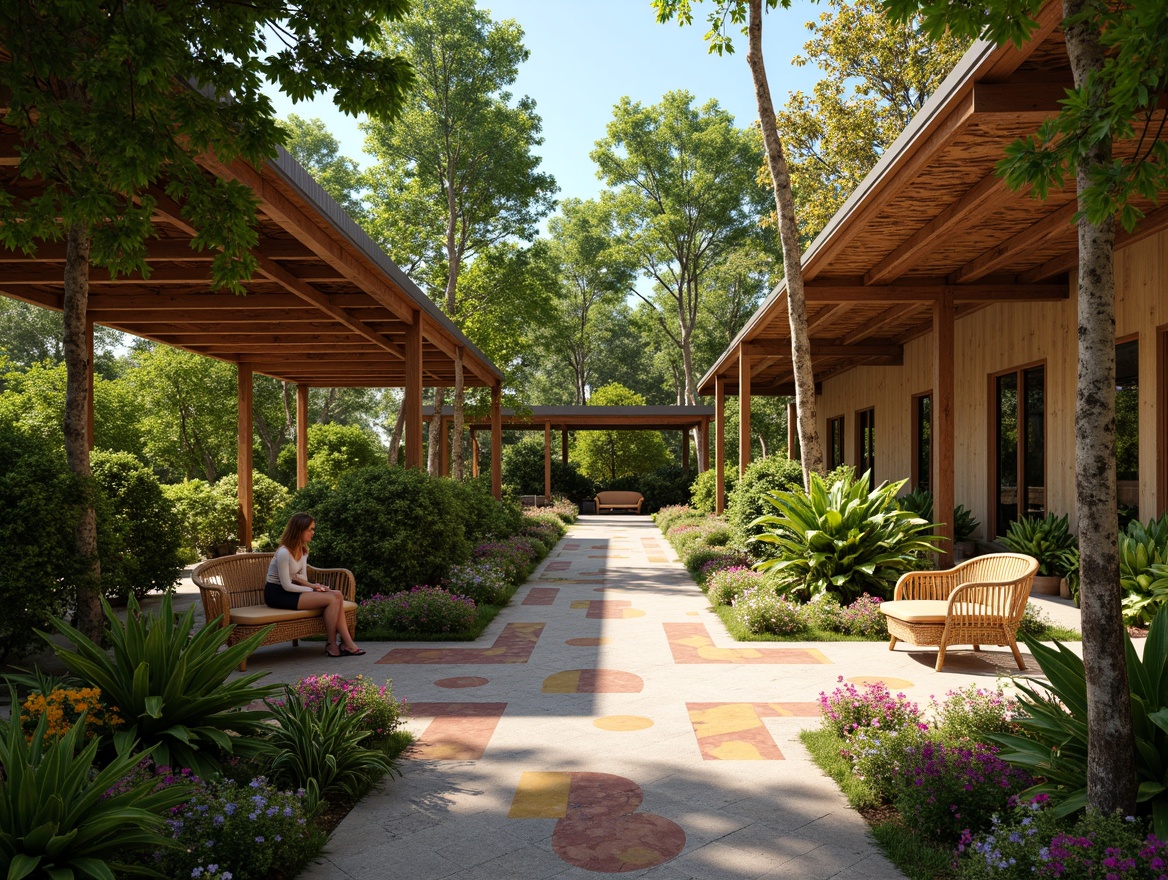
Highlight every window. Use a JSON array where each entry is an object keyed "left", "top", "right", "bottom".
[
  {"left": 913, "top": 393, "right": 932, "bottom": 492},
  {"left": 1116, "top": 338, "right": 1139, "bottom": 527},
  {"left": 828, "top": 416, "right": 845, "bottom": 469},
  {"left": 857, "top": 407, "right": 875, "bottom": 487},
  {"left": 993, "top": 365, "right": 1045, "bottom": 534}
]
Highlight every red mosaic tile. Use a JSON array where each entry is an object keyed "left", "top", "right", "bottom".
[
  {"left": 542, "top": 669, "right": 644, "bottom": 693},
  {"left": 545, "top": 560, "right": 572, "bottom": 571},
  {"left": 522, "top": 587, "right": 559, "bottom": 606},
  {"left": 408, "top": 702, "right": 507, "bottom": 760},
  {"left": 434, "top": 676, "right": 489, "bottom": 689},
  {"left": 686, "top": 701, "right": 820, "bottom": 760},
  {"left": 376, "top": 622, "right": 545, "bottom": 665},
  {"left": 664, "top": 623, "right": 830, "bottom": 665}
]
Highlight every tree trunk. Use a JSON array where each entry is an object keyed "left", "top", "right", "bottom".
[
  {"left": 1063, "top": 0, "right": 1137, "bottom": 817},
  {"left": 388, "top": 404, "right": 406, "bottom": 466},
  {"left": 63, "top": 222, "right": 102, "bottom": 641},
  {"left": 428, "top": 388, "right": 445, "bottom": 475},
  {"left": 452, "top": 350, "right": 465, "bottom": 480},
  {"left": 747, "top": 0, "right": 824, "bottom": 488}
]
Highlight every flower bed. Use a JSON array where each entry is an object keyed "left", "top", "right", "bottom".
[{"left": 358, "top": 586, "right": 477, "bottom": 635}]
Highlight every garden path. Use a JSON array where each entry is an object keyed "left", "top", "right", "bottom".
[{"left": 247, "top": 516, "right": 1077, "bottom": 880}]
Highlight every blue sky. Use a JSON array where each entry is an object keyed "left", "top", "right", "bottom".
[{"left": 266, "top": 0, "right": 822, "bottom": 204}]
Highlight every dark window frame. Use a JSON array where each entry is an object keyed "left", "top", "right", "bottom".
[
  {"left": 856, "top": 406, "right": 875, "bottom": 487},
  {"left": 912, "top": 390, "right": 932, "bottom": 492},
  {"left": 828, "top": 414, "right": 845, "bottom": 470},
  {"left": 987, "top": 360, "right": 1047, "bottom": 537}
]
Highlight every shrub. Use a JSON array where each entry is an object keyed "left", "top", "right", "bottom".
[
  {"left": 0, "top": 712, "right": 189, "bottom": 880},
  {"left": 45, "top": 592, "right": 279, "bottom": 776},
  {"left": 215, "top": 470, "right": 292, "bottom": 539},
  {"left": 823, "top": 594, "right": 888, "bottom": 638},
  {"left": 0, "top": 418, "right": 83, "bottom": 662},
  {"left": 475, "top": 536, "right": 540, "bottom": 585},
  {"left": 694, "top": 550, "right": 753, "bottom": 585},
  {"left": 897, "top": 489, "right": 981, "bottom": 543},
  {"left": 636, "top": 464, "right": 697, "bottom": 513},
  {"left": 931, "top": 684, "right": 1018, "bottom": 743},
  {"left": 998, "top": 512, "right": 1078, "bottom": 578},
  {"left": 449, "top": 476, "right": 524, "bottom": 545},
  {"left": 162, "top": 477, "right": 238, "bottom": 562},
  {"left": 733, "top": 587, "right": 808, "bottom": 635},
  {"left": 683, "top": 543, "right": 740, "bottom": 575},
  {"left": 818, "top": 676, "right": 922, "bottom": 739},
  {"left": 279, "top": 466, "right": 473, "bottom": 599},
  {"left": 958, "top": 802, "right": 1167, "bottom": 880},
  {"left": 545, "top": 497, "right": 579, "bottom": 524},
  {"left": 754, "top": 470, "right": 939, "bottom": 602},
  {"left": 502, "top": 435, "right": 596, "bottom": 504},
  {"left": 690, "top": 467, "right": 736, "bottom": 514},
  {"left": 847, "top": 721, "right": 934, "bottom": 802},
  {"left": 444, "top": 560, "right": 511, "bottom": 606},
  {"left": 705, "top": 566, "right": 763, "bottom": 606},
  {"left": 19, "top": 685, "right": 124, "bottom": 743},
  {"left": 359, "top": 587, "right": 477, "bottom": 635},
  {"left": 91, "top": 449, "right": 183, "bottom": 600},
  {"left": 725, "top": 456, "right": 804, "bottom": 556},
  {"left": 287, "top": 674, "right": 407, "bottom": 739},
  {"left": 1118, "top": 513, "right": 1168, "bottom": 625},
  {"left": 277, "top": 422, "right": 384, "bottom": 488},
  {"left": 654, "top": 504, "right": 703, "bottom": 533},
  {"left": 159, "top": 776, "right": 317, "bottom": 880}
]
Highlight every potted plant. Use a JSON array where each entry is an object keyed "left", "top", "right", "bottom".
[
  {"left": 998, "top": 513, "right": 1078, "bottom": 595},
  {"left": 953, "top": 504, "right": 980, "bottom": 559}
]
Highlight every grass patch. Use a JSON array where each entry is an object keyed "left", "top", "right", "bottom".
[
  {"left": 1028, "top": 623, "right": 1080, "bottom": 641},
  {"left": 713, "top": 604, "right": 883, "bottom": 642},
  {"left": 799, "top": 728, "right": 956, "bottom": 880},
  {"left": 357, "top": 586, "right": 519, "bottom": 642}
]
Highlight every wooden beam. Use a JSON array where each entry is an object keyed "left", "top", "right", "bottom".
[
  {"left": 1020, "top": 201, "right": 1168, "bottom": 283},
  {"left": 742, "top": 341, "right": 904, "bottom": 358},
  {"left": 739, "top": 350, "right": 751, "bottom": 478},
  {"left": 296, "top": 384, "right": 309, "bottom": 489},
  {"left": 405, "top": 310, "right": 423, "bottom": 470},
  {"left": 90, "top": 309, "right": 325, "bottom": 325},
  {"left": 865, "top": 170, "right": 1017, "bottom": 285},
  {"left": 842, "top": 303, "right": 921, "bottom": 345},
  {"left": 86, "top": 292, "right": 307, "bottom": 310},
  {"left": 806, "top": 281, "right": 1068, "bottom": 302},
  {"left": 808, "top": 302, "right": 851, "bottom": 333},
  {"left": 491, "top": 383, "right": 502, "bottom": 499},
  {"left": 715, "top": 374, "right": 726, "bottom": 515},
  {"left": 787, "top": 402, "right": 797, "bottom": 460},
  {"left": 949, "top": 200, "right": 1078, "bottom": 283},
  {"left": 237, "top": 366, "right": 254, "bottom": 549},
  {"left": 561, "top": 428, "right": 568, "bottom": 466},
  {"left": 970, "top": 81, "right": 1071, "bottom": 119},
  {"left": 544, "top": 422, "right": 552, "bottom": 499},
  {"left": 933, "top": 294, "right": 956, "bottom": 567},
  {"left": 699, "top": 418, "right": 709, "bottom": 474}
]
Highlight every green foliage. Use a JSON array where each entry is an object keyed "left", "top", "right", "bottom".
[
  {"left": 572, "top": 383, "right": 671, "bottom": 482},
  {"left": 0, "top": 417, "right": 84, "bottom": 663},
  {"left": 161, "top": 478, "right": 238, "bottom": 563},
  {"left": 502, "top": 435, "right": 596, "bottom": 505},
  {"left": 263, "top": 687, "right": 398, "bottom": 816},
  {"left": 616, "top": 464, "right": 696, "bottom": 513},
  {"left": 954, "top": 504, "right": 980, "bottom": 543},
  {"left": 931, "top": 683, "right": 1019, "bottom": 743},
  {"left": 216, "top": 470, "right": 293, "bottom": 540},
  {"left": 283, "top": 467, "right": 473, "bottom": 597},
  {"left": 46, "top": 593, "right": 279, "bottom": 777},
  {"left": 754, "top": 471, "right": 940, "bottom": 602},
  {"left": 897, "top": 489, "right": 981, "bottom": 542},
  {"left": 1119, "top": 513, "right": 1168, "bottom": 625},
  {"left": 449, "top": 476, "right": 525, "bottom": 545},
  {"left": 0, "top": 710, "right": 190, "bottom": 880},
  {"left": 358, "top": 587, "right": 478, "bottom": 636},
  {"left": 733, "top": 588, "right": 810, "bottom": 636},
  {"left": 281, "top": 113, "right": 369, "bottom": 223},
  {"left": 654, "top": 504, "right": 706, "bottom": 533},
  {"left": 993, "top": 606, "right": 1168, "bottom": 837},
  {"left": 689, "top": 467, "right": 736, "bottom": 514},
  {"left": 276, "top": 422, "right": 384, "bottom": 489},
  {"left": 726, "top": 455, "right": 805, "bottom": 557},
  {"left": 997, "top": 513, "right": 1078, "bottom": 578},
  {"left": 91, "top": 450, "right": 183, "bottom": 601}
]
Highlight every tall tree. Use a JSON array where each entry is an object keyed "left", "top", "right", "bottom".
[
  {"left": 771, "top": 0, "right": 967, "bottom": 242},
  {"left": 653, "top": 0, "right": 827, "bottom": 487},
  {"left": 885, "top": 0, "right": 1167, "bottom": 822},
  {"left": 543, "top": 199, "right": 636, "bottom": 405},
  {"left": 280, "top": 114, "right": 369, "bottom": 224},
  {"left": 0, "top": 0, "right": 413, "bottom": 640},
  {"left": 572, "top": 383, "right": 672, "bottom": 482},
  {"left": 364, "top": 0, "right": 557, "bottom": 479},
  {"left": 592, "top": 90, "right": 768, "bottom": 463}
]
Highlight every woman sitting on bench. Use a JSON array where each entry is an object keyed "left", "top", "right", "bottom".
[{"left": 265, "top": 512, "right": 365, "bottom": 657}]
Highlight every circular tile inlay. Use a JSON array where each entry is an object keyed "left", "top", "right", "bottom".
[
  {"left": 846, "top": 676, "right": 915, "bottom": 689},
  {"left": 434, "top": 676, "right": 490, "bottom": 689},
  {"left": 566, "top": 637, "right": 612, "bottom": 647},
  {"left": 594, "top": 715, "right": 654, "bottom": 731}
]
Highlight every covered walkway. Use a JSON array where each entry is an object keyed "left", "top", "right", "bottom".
[{"left": 210, "top": 516, "right": 1079, "bottom": 880}]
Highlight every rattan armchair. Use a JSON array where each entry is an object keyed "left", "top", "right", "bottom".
[{"left": 879, "top": 553, "right": 1038, "bottom": 671}]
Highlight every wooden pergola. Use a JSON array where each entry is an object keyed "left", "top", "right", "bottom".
[
  {"left": 698, "top": 0, "right": 1168, "bottom": 564},
  {"left": 424, "top": 405, "right": 715, "bottom": 498},
  {"left": 0, "top": 142, "right": 506, "bottom": 544}
]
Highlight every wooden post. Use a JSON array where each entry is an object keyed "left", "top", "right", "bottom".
[
  {"left": 440, "top": 415, "right": 451, "bottom": 476},
  {"left": 296, "top": 384, "right": 309, "bottom": 489},
  {"left": 237, "top": 366, "right": 253, "bottom": 550},
  {"left": 715, "top": 375, "right": 726, "bottom": 514},
  {"left": 933, "top": 293, "right": 956, "bottom": 567},
  {"left": 682, "top": 429, "right": 690, "bottom": 471},
  {"left": 405, "top": 311, "right": 423, "bottom": 470},
  {"left": 490, "top": 383, "right": 502, "bottom": 499},
  {"left": 739, "top": 348, "right": 752, "bottom": 477},
  {"left": 85, "top": 317, "right": 95, "bottom": 451},
  {"left": 544, "top": 421, "right": 552, "bottom": 500},
  {"left": 787, "top": 401, "right": 797, "bottom": 459},
  {"left": 470, "top": 429, "right": 480, "bottom": 478},
  {"left": 561, "top": 428, "right": 569, "bottom": 465},
  {"left": 700, "top": 418, "right": 710, "bottom": 473}
]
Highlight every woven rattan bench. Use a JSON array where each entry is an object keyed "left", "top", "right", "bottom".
[
  {"left": 193, "top": 552, "right": 358, "bottom": 671},
  {"left": 879, "top": 552, "right": 1037, "bottom": 671},
  {"left": 595, "top": 491, "right": 644, "bottom": 514}
]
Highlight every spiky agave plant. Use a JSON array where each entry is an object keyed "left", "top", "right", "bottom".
[{"left": 752, "top": 470, "right": 941, "bottom": 603}]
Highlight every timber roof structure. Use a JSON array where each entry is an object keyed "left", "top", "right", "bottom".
[
  {"left": 423, "top": 405, "right": 715, "bottom": 432},
  {"left": 0, "top": 139, "right": 502, "bottom": 391},
  {"left": 698, "top": 0, "right": 1168, "bottom": 396}
]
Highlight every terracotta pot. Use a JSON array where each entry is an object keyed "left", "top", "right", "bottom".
[
  {"left": 1032, "top": 575, "right": 1062, "bottom": 595},
  {"left": 1059, "top": 578, "right": 1072, "bottom": 600}
]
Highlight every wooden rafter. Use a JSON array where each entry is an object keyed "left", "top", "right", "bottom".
[{"left": 949, "top": 200, "right": 1078, "bottom": 283}]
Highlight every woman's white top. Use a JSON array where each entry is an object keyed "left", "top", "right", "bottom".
[{"left": 266, "top": 546, "right": 311, "bottom": 593}]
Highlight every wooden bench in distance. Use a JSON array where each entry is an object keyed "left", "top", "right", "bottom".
[{"left": 594, "top": 490, "right": 644, "bottom": 514}]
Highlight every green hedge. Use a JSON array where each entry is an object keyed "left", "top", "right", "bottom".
[{"left": 725, "top": 457, "right": 805, "bottom": 557}]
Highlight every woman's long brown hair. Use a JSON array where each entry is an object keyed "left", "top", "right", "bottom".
[{"left": 278, "top": 512, "right": 315, "bottom": 555}]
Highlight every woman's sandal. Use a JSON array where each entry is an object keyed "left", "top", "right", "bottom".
[
  {"left": 325, "top": 645, "right": 342, "bottom": 658},
  {"left": 339, "top": 646, "right": 366, "bottom": 656}
]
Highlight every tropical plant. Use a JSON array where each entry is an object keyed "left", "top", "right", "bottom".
[
  {"left": 262, "top": 687, "right": 399, "bottom": 815},
  {"left": 897, "top": 489, "right": 980, "bottom": 543},
  {"left": 1119, "top": 513, "right": 1168, "bottom": 625},
  {"left": 754, "top": 471, "right": 940, "bottom": 602},
  {"left": 0, "top": 708, "right": 189, "bottom": 879},
  {"left": 991, "top": 605, "right": 1168, "bottom": 837},
  {"left": 725, "top": 455, "right": 804, "bottom": 558},
  {"left": 954, "top": 504, "right": 980, "bottom": 543},
  {"left": 997, "top": 513, "right": 1079, "bottom": 578},
  {"left": 44, "top": 593, "right": 279, "bottom": 776},
  {"left": 287, "top": 674, "right": 407, "bottom": 739}
]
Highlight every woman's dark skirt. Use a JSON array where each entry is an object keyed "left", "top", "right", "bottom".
[{"left": 264, "top": 581, "right": 303, "bottom": 610}]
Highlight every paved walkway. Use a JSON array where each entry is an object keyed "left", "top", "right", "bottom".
[{"left": 214, "top": 515, "right": 1071, "bottom": 880}]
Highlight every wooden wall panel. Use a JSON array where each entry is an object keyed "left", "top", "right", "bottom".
[{"left": 817, "top": 226, "right": 1168, "bottom": 538}]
